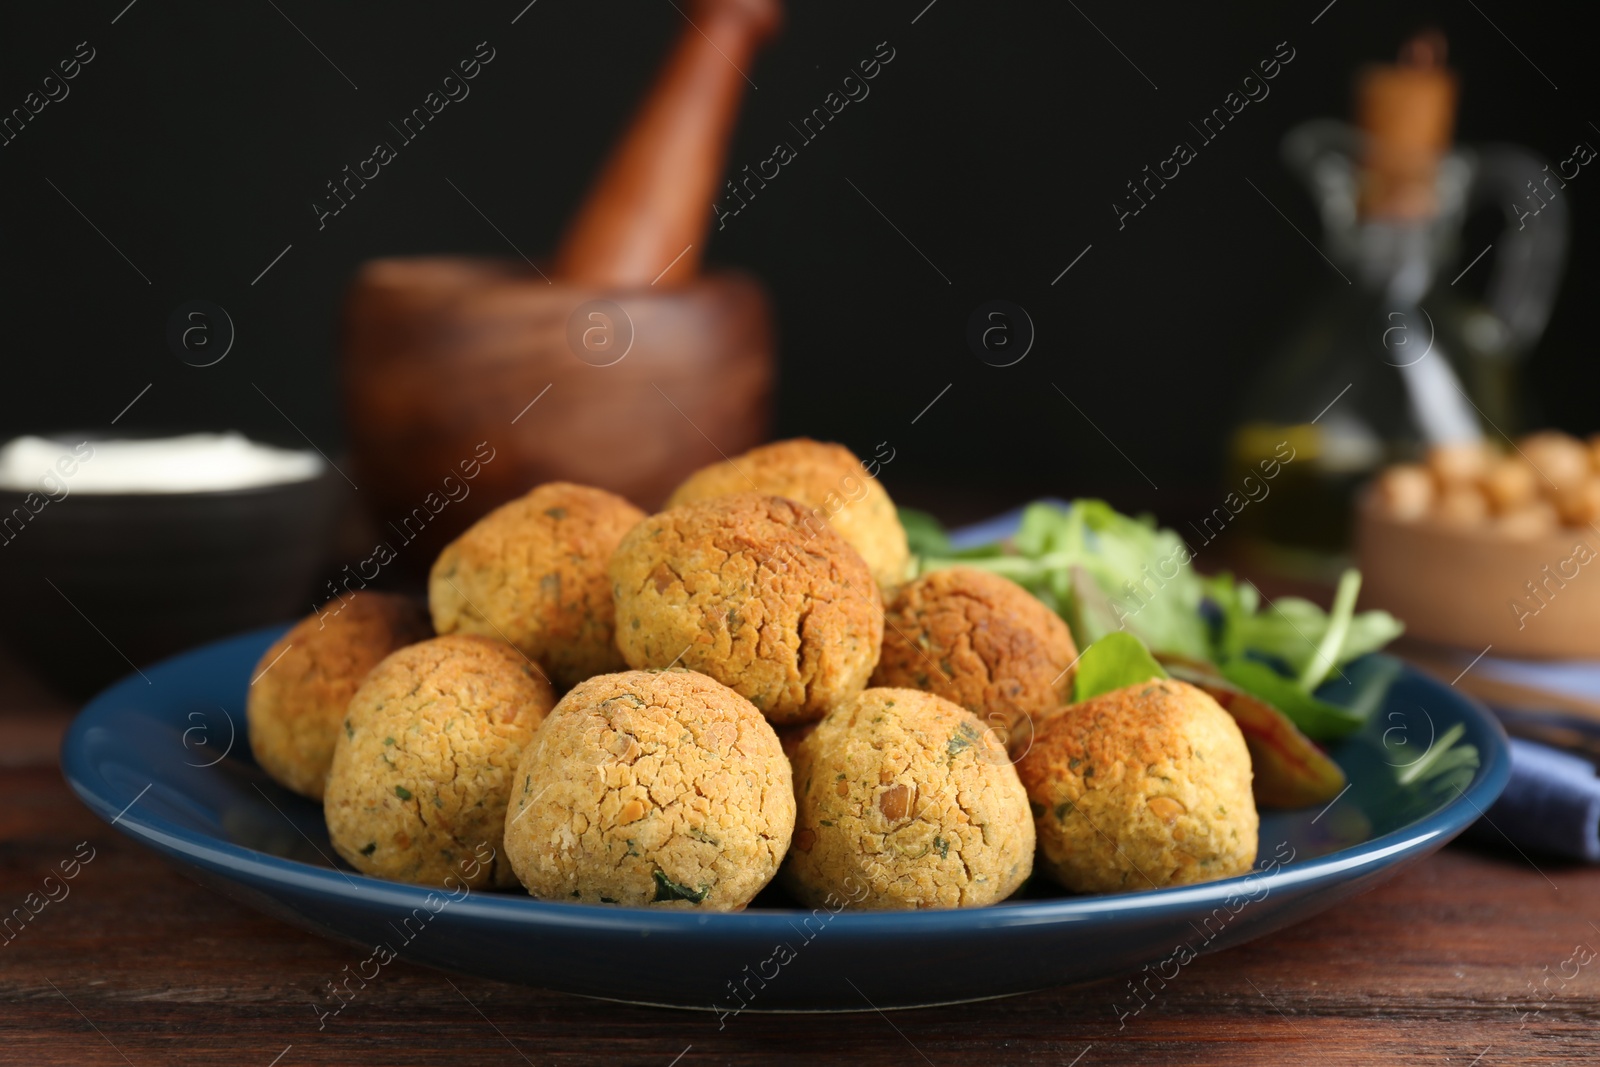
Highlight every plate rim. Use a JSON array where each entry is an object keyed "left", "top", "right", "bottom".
[{"left": 61, "top": 622, "right": 1513, "bottom": 939}]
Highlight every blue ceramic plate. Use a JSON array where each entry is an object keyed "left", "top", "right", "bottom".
[{"left": 62, "top": 524, "right": 1511, "bottom": 1013}]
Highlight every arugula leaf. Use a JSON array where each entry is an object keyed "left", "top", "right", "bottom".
[
  {"left": 1299, "top": 569, "right": 1361, "bottom": 691},
  {"left": 1219, "top": 659, "right": 1365, "bottom": 740},
  {"left": 1012, "top": 500, "right": 1068, "bottom": 557},
  {"left": 1374, "top": 720, "right": 1481, "bottom": 822},
  {"left": 1337, "top": 609, "right": 1408, "bottom": 670},
  {"left": 1396, "top": 722, "right": 1480, "bottom": 790},
  {"left": 919, "top": 501, "right": 1211, "bottom": 661},
  {"left": 1063, "top": 565, "right": 1125, "bottom": 648},
  {"left": 1216, "top": 579, "right": 1403, "bottom": 687},
  {"left": 1068, "top": 502, "right": 1210, "bottom": 660},
  {"left": 1202, "top": 572, "right": 1258, "bottom": 664},
  {"left": 1073, "top": 632, "right": 1168, "bottom": 703},
  {"left": 899, "top": 507, "right": 952, "bottom": 558},
  {"left": 1314, "top": 653, "right": 1403, "bottom": 726}
]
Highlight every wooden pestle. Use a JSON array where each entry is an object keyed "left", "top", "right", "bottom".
[{"left": 552, "top": 0, "right": 781, "bottom": 288}]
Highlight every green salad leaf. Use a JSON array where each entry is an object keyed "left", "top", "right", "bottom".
[
  {"left": 1218, "top": 659, "right": 1365, "bottom": 740},
  {"left": 1072, "top": 632, "right": 1168, "bottom": 703},
  {"left": 908, "top": 500, "right": 1412, "bottom": 746},
  {"left": 1316, "top": 653, "right": 1404, "bottom": 726},
  {"left": 903, "top": 500, "right": 1479, "bottom": 812},
  {"left": 1371, "top": 720, "right": 1482, "bottom": 823},
  {"left": 1396, "top": 722, "right": 1480, "bottom": 792},
  {"left": 899, "top": 507, "right": 952, "bottom": 558},
  {"left": 1204, "top": 571, "right": 1403, "bottom": 689},
  {"left": 915, "top": 501, "right": 1212, "bottom": 661}
]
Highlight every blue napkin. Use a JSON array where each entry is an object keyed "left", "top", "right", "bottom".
[
  {"left": 1468, "top": 738, "right": 1600, "bottom": 861},
  {"left": 1473, "top": 655, "right": 1600, "bottom": 703},
  {"left": 1450, "top": 653, "right": 1600, "bottom": 860}
]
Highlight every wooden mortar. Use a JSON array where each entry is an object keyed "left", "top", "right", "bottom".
[
  {"left": 342, "top": 0, "right": 781, "bottom": 561},
  {"left": 1357, "top": 493, "right": 1600, "bottom": 659}
]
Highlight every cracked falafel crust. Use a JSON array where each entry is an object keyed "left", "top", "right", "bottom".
[
  {"left": 666, "top": 438, "right": 910, "bottom": 590},
  {"left": 781, "top": 687, "right": 1034, "bottom": 910},
  {"left": 428, "top": 482, "right": 646, "bottom": 691},
  {"left": 324, "top": 634, "right": 556, "bottom": 889},
  {"left": 1017, "top": 678, "right": 1258, "bottom": 894},
  {"left": 871, "top": 566, "right": 1078, "bottom": 756},
  {"left": 247, "top": 591, "right": 432, "bottom": 801},
  {"left": 608, "top": 494, "right": 884, "bottom": 725},
  {"left": 502, "top": 669, "right": 794, "bottom": 910}
]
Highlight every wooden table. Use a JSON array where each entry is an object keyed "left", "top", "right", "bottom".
[{"left": 4, "top": 652, "right": 1599, "bottom": 1067}]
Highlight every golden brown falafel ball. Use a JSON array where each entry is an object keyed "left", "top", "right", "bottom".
[
  {"left": 871, "top": 567, "right": 1078, "bottom": 755},
  {"left": 782, "top": 688, "right": 1035, "bottom": 910},
  {"left": 503, "top": 669, "right": 793, "bottom": 910},
  {"left": 666, "top": 438, "right": 910, "bottom": 590},
  {"left": 247, "top": 592, "right": 431, "bottom": 801},
  {"left": 609, "top": 494, "right": 884, "bottom": 725},
  {"left": 1017, "top": 678, "right": 1257, "bottom": 894},
  {"left": 324, "top": 635, "right": 556, "bottom": 888},
  {"left": 429, "top": 482, "right": 645, "bottom": 691}
]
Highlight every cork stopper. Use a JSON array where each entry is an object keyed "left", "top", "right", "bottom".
[{"left": 1355, "top": 30, "right": 1457, "bottom": 220}]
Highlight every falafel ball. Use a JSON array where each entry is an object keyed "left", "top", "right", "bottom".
[
  {"left": 247, "top": 592, "right": 431, "bottom": 801},
  {"left": 1017, "top": 678, "right": 1258, "bottom": 894},
  {"left": 871, "top": 566, "right": 1078, "bottom": 755},
  {"left": 324, "top": 635, "right": 556, "bottom": 888},
  {"left": 666, "top": 438, "right": 910, "bottom": 590},
  {"left": 781, "top": 687, "right": 1035, "bottom": 910},
  {"left": 429, "top": 482, "right": 646, "bottom": 691},
  {"left": 609, "top": 494, "right": 883, "bottom": 725},
  {"left": 502, "top": 669, "right": 794, "bottom": 910}
]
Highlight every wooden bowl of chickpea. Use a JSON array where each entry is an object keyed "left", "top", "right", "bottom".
[{"left": 1357, "top": 431, "right": 1600, "bottom": 659}]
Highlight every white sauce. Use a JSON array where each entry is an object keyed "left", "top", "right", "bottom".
[{"left": 0, "top": 433, "right": 323, "bottom": 494}]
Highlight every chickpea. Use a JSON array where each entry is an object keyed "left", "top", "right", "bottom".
[
  {"left": 1480, "top": 456, "right": 1537, "bottom": 514},
  {"left": 1518, "top": 431, "right": 1589, "bottom": 489},
  {"left": 1427, "top": 441, "right": 1490, "bottom": 485},
  {"left": 1555, "top": 478, "right": 1600, "bottom": 527},
  {"left": 1373, "top": 464, "right": 1434, "bottom": 522}
]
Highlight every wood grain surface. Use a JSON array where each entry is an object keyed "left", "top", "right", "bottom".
[{"left": 4, "top": 685, "right": 1600, "bottom": 1065}]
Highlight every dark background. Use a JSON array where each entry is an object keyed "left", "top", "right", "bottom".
[{"left": 0, "top": 0, "right": 1593, "bottom": 521}]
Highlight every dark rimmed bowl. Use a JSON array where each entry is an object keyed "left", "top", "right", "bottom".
[{"left": 0, "top": 460, "right": 342, "bottom": 698}]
